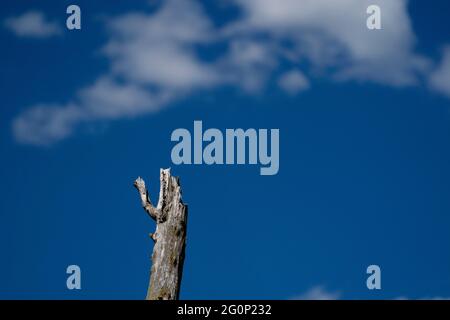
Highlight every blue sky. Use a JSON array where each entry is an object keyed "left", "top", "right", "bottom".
[{"left": 1, "top": 0, "right": 450, "bottom": 299}]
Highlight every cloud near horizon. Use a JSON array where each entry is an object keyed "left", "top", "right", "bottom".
[
  {"left": 10, "top": 0, "right": 450, "bottom": 146},
  {"left": 291, "top": 286, "right": 450, "bottom": 300},
  {"left": 291, "top": 286, "right": 341, "bottom": 300}
]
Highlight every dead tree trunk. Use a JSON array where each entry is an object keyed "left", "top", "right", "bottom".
[{"left": 133, "top": 168, "right": 188, "bottom": 300}]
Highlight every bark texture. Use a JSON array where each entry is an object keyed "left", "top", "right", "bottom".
[{"left": 134, "top": 168, "right": 187, "bottom": 300}]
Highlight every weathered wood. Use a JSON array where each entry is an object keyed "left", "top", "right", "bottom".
[{"left": 134, "top": 168, "right": 188, "bottom": 300}]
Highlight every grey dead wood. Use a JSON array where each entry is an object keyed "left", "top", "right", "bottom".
[{"left": 134, "top": 168, "right": 188, "bottom": 300}]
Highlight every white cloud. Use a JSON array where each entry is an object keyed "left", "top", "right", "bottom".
[
  {"left": 78, "top": 77, "right": 169, "bottom": 119},
  {"left": 12, "top": 77, "right": 174, "bottom": 145},
  {"left": 103, "top": 0, "right": 220, "bottom": 91},
  {"left": 429, "top": 46, "right": 450, "bottom": 98},
  {"left": 11, "top": 1, "right": 214, "bottom": 146},
  {"left": 278, "top": 70, "right": 310, "bottom": 94},
  {"left": 4, "top": 11, "right": 61, "bottom": 38},
  {"left": 291, "top": 288, "right": 450, "bottom": 300},
  {"left": 291, "top": 286, "right": 341, "bottom": 300},
  {"left": 10, "top": 0, "right": 448, "bottom": 145},
  {"left": 396, "top": 296, "right": 450, "bottom": 300},
  {"left": 12, "top": 103, "right": 82, "bottom": 146}
]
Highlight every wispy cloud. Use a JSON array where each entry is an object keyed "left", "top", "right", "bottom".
[
  {"left": 12, "top": 0, "right": 222, "bottom": 146},
  {"left": 278, "top": 70, "right": 310, "bottom": 95},
  {"left": 4, "top": 11, "right": 61, "bottom": 38},
  {"left": 13, "top": 103, "right": 81, "bottom": 146},
  {"left": 429, "top": 46, "right": 450, "bottom": 98},
  {"left": 11, "top": 0, "right": 450, "bottom": 146}
]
